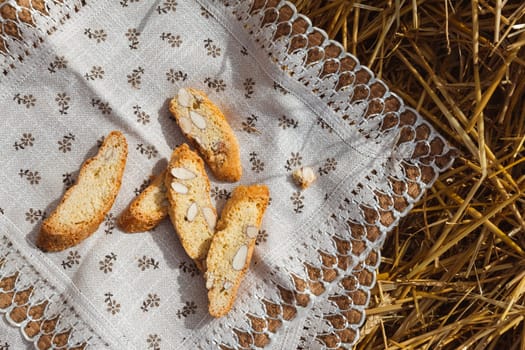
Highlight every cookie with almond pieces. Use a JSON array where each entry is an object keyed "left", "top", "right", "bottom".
[
  {"left": 205, "top": 184, "right": 270, "bottom": 317},
  {"left": 165, "top": 144, "right": 217, "bottom": 270},
  {"left": 170, "top": 88, "right": 242, "bottom": 182}
]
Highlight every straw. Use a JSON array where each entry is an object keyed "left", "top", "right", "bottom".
[{"left": 292, "top": 0, "right": 525, "bottom": 348}]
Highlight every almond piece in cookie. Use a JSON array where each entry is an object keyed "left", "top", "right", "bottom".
[
  {"left": 118, "top": 170, "right": 169, "bottom": 233},
  {"left": 37, "top": 131, "right": 128, "bottom": 252},
  {"left": 205, "top": 184, "right": 270, "bottom": 317},
  {"left": 169, "top": 88, "right": 242, "bottom": 182},
  {"left": 165, "top": 144, "right": 217, "bottom": 269}
]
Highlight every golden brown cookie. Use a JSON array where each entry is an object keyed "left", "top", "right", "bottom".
[
  {"left": 37, "top": 131, "right": 128, "bottom": 252},
  {"left": 118, "top": 170, "right": 169, "bottom": 233},
  {"left": 205, "top": 184, "right": 270, "bottom": 317},
  {"left": 165, "top": 144, "right": 217, "bottom": 269},
  {"left": 169, "top": 88, "right": 242, "bottom": 182}
]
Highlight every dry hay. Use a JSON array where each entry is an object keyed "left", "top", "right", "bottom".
[{"left": 291, "top": 0, "right": 525, "bottom": 349}]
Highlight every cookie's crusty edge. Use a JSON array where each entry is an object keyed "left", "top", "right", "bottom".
[
  {"left": 207, "top": 184, "right": 270, "bottom": 317},
  {"left": 118, "top": 170, "right": 168, "bottom": 233},
  {"left": 169, "top": 88, "right": 242, "bottom": 182},
  {"left": 190, "top": 89, "right": 242, "bottom": 182},
  {"left": 37, "top": 131, "right": 128, "bottom": 252},
  {"left": 207, "top": 239, "right": 256, "bottom": 318},
  {"left": 165, "top": 143, "right": 217, "bottom": 265}
]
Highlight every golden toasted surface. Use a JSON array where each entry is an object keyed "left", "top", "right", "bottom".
[
  {"left": 118, "top": 170, "right": 169, "bottom": 233},
  {"left": 165, "top": 144, "right": 217, "bottom": 264},
  {"left": 169, "top": 88, "right": 242, "bottom": 182},
  {"left": 37, "top": 131, "right": 128, "bottom": 252},
  {"left": 205, "top": 184, "right": 270, "bottom": 317}
]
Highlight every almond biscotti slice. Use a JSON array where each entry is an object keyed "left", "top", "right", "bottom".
[
  {"left": 205, "top": 184, "right": 270, "bottom": 317},
  {"left": 169, "top": 87, "right": 242, "bottom": 182},
  {"left": 165, "top": 144, "right": 217, "bottom": 269},
  {"left": 118, "top": 170, "right": 169, "bottom": 233},
  {"left": 37, "top": 131, "right": 128, "bottom": 252}
]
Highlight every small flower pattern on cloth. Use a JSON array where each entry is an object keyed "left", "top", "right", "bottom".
[
  {"left": 0, "top": 1, "right": 354, "bottom": 344},
  {"left": 0, "top": 0, "right": 454, "bottom": 348},
  {"left": 13, "top": 133, "right": 35, "bottom": 150}
]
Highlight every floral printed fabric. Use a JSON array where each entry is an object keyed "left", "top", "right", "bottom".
[{"left": 0, "top": 0, "right": 454, "bottom": 349}]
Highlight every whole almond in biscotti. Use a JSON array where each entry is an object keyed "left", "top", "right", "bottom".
[
  {"left": 169, "top": 88, "right": 242, "bottom": 182},
  {"left": 37, "top": 131, "right": 128, "bottom": 252},
  {"left": 205, "top": 184, "right": 270, "bottom": 317},
  {"left": 165, "top": 143, "right": 217, "bottom": 270},
  {"left": 118, "top": 170, "right": 169, "bottom": 233}
]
